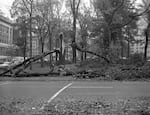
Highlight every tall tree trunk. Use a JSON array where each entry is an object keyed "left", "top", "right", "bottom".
[
  {"left": 59, "top": 33, "right": 65, "bottom": 64},
  {"left": 59, "top": 34, "right": 63, "bottom": 63},
  {"left": 144, "top": 30, "right": 149, "bottom": 61},
  {"left": 41, "top": 40, "right": 44, "bottom": 67},
  {"left": 127, "top": 29, "right": 130, "bottom": 58},
  {"left": 55, "top": 38, "right": 59, "bottom": 61},
  {"left": 81, "top": 45, "right": 84, "bottom": 61},
  {"left": 66, "top": 45, "right": 69, "bottom": 61},
  {"left": 84, "top": 41, "right": 87, "bottom": 60},
  {"left": 29, "top": 14, "right": 32, "bottom": 70},
  {"left": 23, "top": 34, "right": 27, "bottom": 62},
  {"left": 121, "top": 41, "right": 124, "bottom": 58},
  {"left": 49, "top": 32, "right": 52, "bottom": 65},
  {"left": 127, "top": 39, "right": 130, "bottom": 58},
  {"left": 72, "top": 45, "right": 76, "bottom": 63},
  {"left": 23, "top": 44, "right": 26, "bottom": 61},
  {"left": 103, "top": 27, "right": 111, "bottom": 56},
  {"left": 56, "top": 51, "right": 58, "bottom": 62},
  {"left": 144, "top": 23, "right": 150, "bottom": 61},
  {"left": 71, "top": 0, "right": 80, "bottom": 63},
  {"left": 70, "top": 0, "right": 81, "bottom": 63},
  {"left": 72, "top": 14, "right": 77, "bottom": 63},
  {"left": 84, "top": 51, "right": 87, "bottom": 60},
  {"left": 23, "top": 25, "right": 27, "bottom": 62}
]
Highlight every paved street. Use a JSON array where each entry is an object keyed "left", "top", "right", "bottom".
[{"left": 0, "top": 81, "right": 150, "bottom": 102}]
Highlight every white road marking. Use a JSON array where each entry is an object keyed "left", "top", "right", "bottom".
[
  {"left": 0, "top": 82, "right": 10, "bottom": 86},
  {"left": 41, "top": 82, "right": 73, "bottom": 110},
  {"left": 47, "top": 82, "right": 73, "bottom": 103},
  {"left": 70, "top": 86, "right": 113, "bottom": 89}
]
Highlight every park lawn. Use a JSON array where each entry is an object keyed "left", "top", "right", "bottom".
[
  {"left": 24, "top": 63, "right": 52, "bottom": 74},
  {"left": 0, "top": 96, "right": 150, "bottom": 115}
]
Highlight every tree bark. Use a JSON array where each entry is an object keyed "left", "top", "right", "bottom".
[
  {"left": 23, "top": 23, "right": 27, "bottom": 62},
  {"left": 72, "top": 11, "right": 77, "bottom": 63},
  {"left": 49, "top": 31, "right": 52, "bottom": 65},
  {"left": 29, "top": 11, "right": 32, "bottom": 70},
  {"left": 81, "top": 45, "right": 84, "bottom": 61},
  {"left": 127, "top": 39, "right": 130, "bottom": 58},
  {"left": 0, "top": 49, "right": 60, "bottom": 76},
  {"left": 121, "top": 41, "right": 124, "bottom": 58},
  {"left": 144, "top": 30, "right": 149, "bottom": 61},
  {"left": 71, "top": 42, "right": 110, "bottom": 63},
  {"left": 41, "top": 40, "right": 44, "bottom": 67},
  {"left": 84, "top": 51, "right": 87, "bottom": 60},
  {"left": 144, "top": 23, "right": 150, "bottom": 61},
  {"left": 70, "top": 0, "right": 81, "bottom": 63}
]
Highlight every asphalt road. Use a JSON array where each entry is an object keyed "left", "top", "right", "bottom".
[{"left": 0, "top": 81, "right": 150, "bottom": 102}]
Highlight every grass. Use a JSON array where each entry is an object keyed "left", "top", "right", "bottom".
[
  {"left": 1, "top": 61, "right": 150, "bottom": 81},
  {"left": 0, "top": 97, "right": 150, "bottom": 115},
  {"left": 25, "top": 63, "right": 52, "bottom": 74},
  {"left": 39, "top": 97, "right": 150, "bottom": 115},
  {"left": 0, "top": 97, "right": 46, "bottom": 115}
]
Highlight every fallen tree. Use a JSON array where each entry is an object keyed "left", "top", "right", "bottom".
[
  {"left": 0, "top": 49, "right": 60, "bottom": 77},
  {"left": 2, "top": 72, "right": 60, "bottom": 77},
  {"left": 71, "top": 42, "right": 110, "bottom": 63},
  {"left": 0, "top": 42, "right": 110, "bottom": 77}
]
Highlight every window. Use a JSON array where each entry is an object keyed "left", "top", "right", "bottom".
[{"left": 6, "top": 27, "right": 9, "bottom": 33}]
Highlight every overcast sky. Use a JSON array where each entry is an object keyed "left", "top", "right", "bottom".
[
  {"left": 0, "top": 0, "right": 143, "bottom": 19},
  {"left": 0, "top": 0, "right": 14, "bottom": 18}
]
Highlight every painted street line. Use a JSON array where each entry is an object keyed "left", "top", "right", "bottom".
[
  {"left": 70, "top": 86, "right": 113, "bottom": 89},
  {"left": 0, "top": 82, "right": 11, "bottom": 86},
  {"left": 40, "top": 82, "right": 73, "bottom": 110},
  {"left": 47, "top": 82, "right": 73, "bottom": 103}
]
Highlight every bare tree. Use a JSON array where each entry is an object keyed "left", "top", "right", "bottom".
[
  {"left": 34, "top": 1, "right": 49, "bottom": 67},
  {"left": 11, "top": 0, "right": 35, "bottom": 69},
  {"left": 141, "top": 0, "right": 150, "bottom": 61},
  {"left": 69, "top": 0, "right": 81, "bottom": 63},
  {"left": 78, "top": 5, "right": 92, "bottom": 61},
  {"left": 22, "top": 0, "right": 34, "bottom": 69}
]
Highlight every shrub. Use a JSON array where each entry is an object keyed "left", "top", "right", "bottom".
[
  {"left": 79, "top": 58, "right": 107, "bottom": 68},
  {"left": 107, "top": 48, "right": 120, "bottom": 64},
  {"left": 104, "top": 64, "right": 150, "bottom": 81},
  {"left": 128, "top": 53, "right": 144, "bottom": 66}
]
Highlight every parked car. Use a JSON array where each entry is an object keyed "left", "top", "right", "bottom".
[
  {"left": 0, "top": 61, "right": 12, "bottom": 71},
  {"left": 11, "top": 57, "right": 24, "bottom": 65},
  {"left": 11, "top": 59, "right": 22, "bottom": 65}
]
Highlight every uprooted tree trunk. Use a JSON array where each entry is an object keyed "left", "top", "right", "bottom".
[
  {"left": 0, "top": 49, "right": 60, "bottom": 77},
  {"left": 71, "top": 42, "right": 110, "bottom": 63},
  {"left": 0, "top": 41, "right": 110, "bottom": 77}
]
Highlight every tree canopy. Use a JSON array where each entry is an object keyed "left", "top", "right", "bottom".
[{"left": 10, "top": 0, "right": 150, "bottom": 63}]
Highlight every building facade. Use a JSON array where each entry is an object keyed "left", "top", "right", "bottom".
[
  {"left": 0, "top": 15, "right": 14, "bottom": 57},
  {"left": 26, "top": 33, "right": 39, "bottom": 57},
  {"left": 13, "top": 22, "right": 40, "bottom": 57}
]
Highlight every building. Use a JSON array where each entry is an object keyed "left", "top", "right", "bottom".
[
  {"left": 26, "top": 33, "right": 39, "bottom": 57},
  {"left": 13, "top": 21, "right": 40, "bottom": 57},
  {"left": 0, "top": 15, "right": 14, "bottom": 57},
  {"left": 130, "top": 41, "right": 144, "bottom": 54},
  {"left": 130, "top": 18, "right": 146, "bottom": 56}
]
